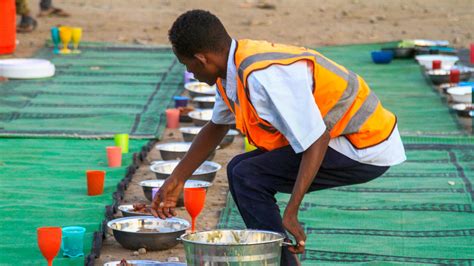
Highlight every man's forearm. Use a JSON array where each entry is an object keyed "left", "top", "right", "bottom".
[
  {"left": 171, "top": 121, "right": 230, "bottom": 182},
  {"left": 285, "top": 130, "right": 330, "bottom": 215}
]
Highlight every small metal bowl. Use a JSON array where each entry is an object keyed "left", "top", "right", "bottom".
[
  {"left": 180, "top": 127, "right": 239, "bottom": 148},
  {"left": 426, "top": 67, "right": 472, "bottom": 85},
  {"left": 149, "top": 160, "right": 221, "bottom": 183},
  {"left": 139, "top": 179, "right": 212, "bottom": 206},
  {"left": 451, "top": 103, "right": 474, "bottom": 117},
  {"left": 188, "top": 109, "right": 213, "bottom": 126},
  {"left": 155, "top": 142, "right": 215, "bottom": 160},
  {"left": 107, "top": 216, "right": 189, "bottom": 251},
  {"left": 184, "top": 82, "right": 216, "bottom": 98},
  {"left": 118, "top": 204, "right": 153, "bottom": 217},
  {"left": 192, "top": 96, "right": 215, "bottom": 109},
  {"left": 382, "top": 47, "right": 415, "bottom": 59}
]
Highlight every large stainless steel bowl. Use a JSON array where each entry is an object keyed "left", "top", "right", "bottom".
[
  {"left": 180, "top": 229, "right": 285, "bottom": 265},
  {"left": 107, "top": 216, "right": 189, "bottom": 251},
  {"left": 426, "top": 67, "right": 472, "bottom": 85},
  {"left": 155, "top": 142, "right": 215, "bottom": 160},
  {"left": 139, "top": 179, "right": 212, "bottom": 206},
  {"left": 184, "top": 82, "right": 216, "bottom": 98},
  {"left": 188, "top": 109, "right": 213, "bottom": 126},
  {"left": 149, "top": 160, "right": 221, "bottom": 182},
  {"left": 193, "top": 96, "right": 215, "bottom": 109},
  {"left": 180, "top": 127, "right": 239, "bottom": 148},
  {"left": 118, "top": 204, "right": 153, "bottom": 217}
]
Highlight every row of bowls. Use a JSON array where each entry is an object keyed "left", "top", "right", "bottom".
[
  {"left": 109, "top": 86, "right": 231, "bottom": 253},
  {"left": 415, "top": 54, "right": 473, "bottom": 118}
]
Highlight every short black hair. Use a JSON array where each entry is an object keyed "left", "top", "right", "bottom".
[{"left": 168, "top": 10, "right": 231, "bottom": 58}]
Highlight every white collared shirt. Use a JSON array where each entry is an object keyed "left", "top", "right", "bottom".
[{"left": 212, "top": 40, "right": 406, "bottom": 166}]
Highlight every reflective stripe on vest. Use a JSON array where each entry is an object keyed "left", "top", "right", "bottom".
[{"left": 237, "top": 51, "right": 380, "bottom": 134}]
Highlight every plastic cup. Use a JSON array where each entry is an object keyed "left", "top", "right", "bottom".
[
  {"left": 106, "top": 146, "right": 122, "bottom": 167},
  {"left": 166, "top": 109, "right": 180, "bottom": 129},
  {"left": 450, "top": 69, "right": 460, "bottom": 83},
  {"left": 114, "top": 133, "right": 129, "bottom": 154},
  {"left": 152, "top": 187, "right": 159, "bottom": 201},
  {"left": 173, "top": 96, "right": 189, "bottom": 108},
  {"left": 86, "top": 170, "right": 105, "bottom": 196},
  {"left": 470, "top": 44, "right": 474, "bottom": 64},
  {"left": 244, "top": 137, "right": 257, "bottom": 152},
  {"left": 184, "top": 71, "right": 195, "bottom": 84},
  {"left": 432, "top": 60, "right": 441, "bottom": 70},
  {"left": 61, "top": 226, "right": 85, "bottom": 258}
]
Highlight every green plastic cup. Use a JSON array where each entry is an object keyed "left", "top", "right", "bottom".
[{"left": 114, "top": 133, "right": 129, "bottom": 154}]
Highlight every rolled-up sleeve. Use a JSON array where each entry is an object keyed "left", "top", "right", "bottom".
[
  {"left": 248, "top": 61, "right": 326, "bottom": 153},
  {"left": 211, "top": 92, "right": 236, "bottom": 125}
]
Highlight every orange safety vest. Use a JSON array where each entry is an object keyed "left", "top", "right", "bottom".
[{"left": 216, "top": 39, "right": 396, "bottom": 151}]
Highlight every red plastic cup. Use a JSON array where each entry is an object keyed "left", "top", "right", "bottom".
[
  {"left": 165, "top": 108, "right": 180, "bottom": 129},
  {"left": 450, "top": 69, "right": 460, "bottom": 83},
  {"left": 470, "top": 43, "right": 474, "bottom": 64},
  {"left": 432, "top": 60, "right": 441, "bottom": 70},
  {"left": 106, "top": 146, "right": 122, "bottom": 167},
  {"left": 86, "top": 170, "right": 105, "bottom": 196}
]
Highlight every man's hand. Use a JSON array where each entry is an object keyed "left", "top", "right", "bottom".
[
  {"left": 150, "top": 176, "right": 184, "bottom": 219},
  {"left": 283, "top": 210, "right": 306, "bottom": 254}
]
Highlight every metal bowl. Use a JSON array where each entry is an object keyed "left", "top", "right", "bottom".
[
  {"left": 188, "top": 109, "right": 213, "bottom": 126},
  {"left": 192, "top": 96, "right": 215, "bottom": 109},
  {"left": 447, "top": 86, "right": 472, "bottom": 103},
  {"left": 155, "top": 142, "right": 215, "bottom": 160},
  {"left": 118, "top": 204, "right": 153, "bottom": 217},
  {"left": 426, "top": 67, "right": 472, "bottom": 85},
  {"left": 451, "top": 103, "right": 474, "bottom": 117},
  {"left": 180, "top": 127, "right": 239, "bottom": 148},
  {"left": 382, "top": 47, "right": 414, "bottom": 59},
  {"left": 149, "top": 160, "right": 221, "bottom": 183},
  {"left": 139, "top": 179, "right": 212, "bottom": 206},
  {"left": 184, "top": 82, "right": 216, "bottom": 98},
  {"left": 180, "top": 230, "right": 285, "bottom": 265},
  {"left": 415, "top": 55, "right": 459, "bottom": 70},
  {"left": 107, "top": 216, "right": 189, "bottom": 251}
]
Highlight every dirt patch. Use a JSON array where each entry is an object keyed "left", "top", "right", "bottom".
[{"left": 9, "top": 0, "right": 473, "bottom": 59}]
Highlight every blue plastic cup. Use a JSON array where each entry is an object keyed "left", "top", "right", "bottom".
[
  {"left": 61, "top": 226, "right": 85, "bottom": 258},
  {"left": 50, "top": 27, "right": 60, "bottom": 54},
  {"left": 173, "top": 96, "right": 189, "bottom": 108}
]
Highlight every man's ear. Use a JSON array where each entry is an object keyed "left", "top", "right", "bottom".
[{"left": 194, "top": 53, "right": 207, "bottom": 66}]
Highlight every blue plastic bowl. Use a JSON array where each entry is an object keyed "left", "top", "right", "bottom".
[{"left": 371, "top": 50, "right": 394, "bottom": 64}]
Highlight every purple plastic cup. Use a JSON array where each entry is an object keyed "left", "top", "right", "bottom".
[{"left": 184, "top": 71, "right": 195, "bottom": 84}]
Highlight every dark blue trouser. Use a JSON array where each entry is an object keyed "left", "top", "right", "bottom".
[{"left": 227, "top": 145, "right": 389, "bottom": 266}]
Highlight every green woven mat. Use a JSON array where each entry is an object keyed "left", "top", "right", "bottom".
[
  {"left": 218, "top": 144, "right": 474, "bottom": 265},
  {"left": 317, "top": 43, "right": 471, "bottom": 137},
  {"left": 0, "top": 42, "right": 184, "bottom": 138},
  {"left": 0, "top": 138, "right": 147, "bottom": 265}
]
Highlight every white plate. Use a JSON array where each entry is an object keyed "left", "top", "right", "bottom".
[
  {"left": 415, "top": 55, "right": 459, "bottom": 70},
  {"left": 446, "top": 86, "right": 472, "bottom": 103},
  {"left": 0, "top": 59, "right": 55, "bottom": 79}
]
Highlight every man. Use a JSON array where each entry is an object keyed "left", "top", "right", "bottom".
[
  {"left": 151, "top": 10, "right": 406, "bottom": 265},
  {"left": 16, "top": 0, "right": 69, "bottom": 33}
]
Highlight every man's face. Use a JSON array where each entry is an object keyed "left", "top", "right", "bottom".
[{"left": 174, "top": 49, "right": 219, "bottom": 85}]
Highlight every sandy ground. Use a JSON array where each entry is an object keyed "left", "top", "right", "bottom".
[
  {"left": 10, "top": 0, "right": 474, "bottom": 58},
  {"left": 5, "top": 0, "right": 473, "bottom": 264}
]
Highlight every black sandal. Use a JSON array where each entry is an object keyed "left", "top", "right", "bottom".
[{"left": 17, "top": 16, "right": 38, "bottom": 33}]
